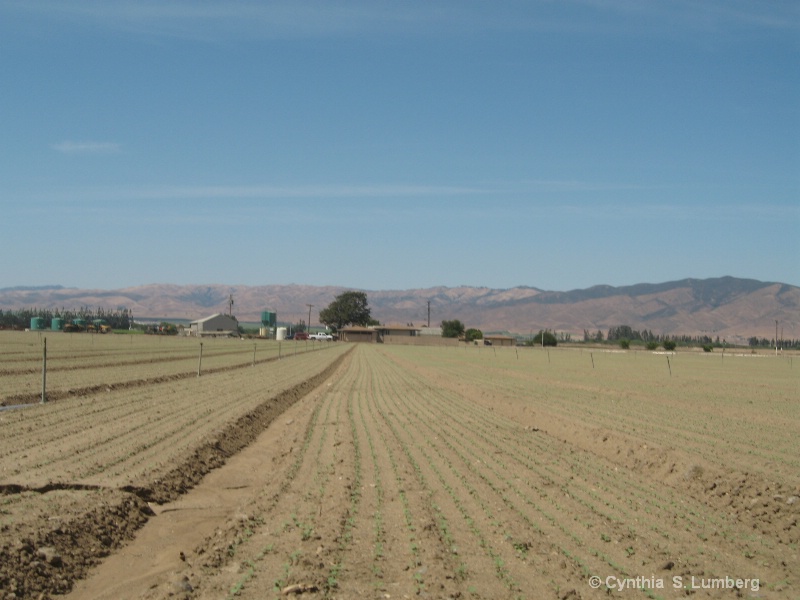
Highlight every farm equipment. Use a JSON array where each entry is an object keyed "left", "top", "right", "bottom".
[{"left": 62, "top": 321, "right": 112, "bottom": 333}]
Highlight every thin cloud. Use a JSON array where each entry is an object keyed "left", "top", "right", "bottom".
[
  {"left": 6, "top": 0, "right": 796, "bottom": 41},
  {"left": 102, "top": 183, "right": 491, "bottom": 200},
  {"left": 51, "top": 141, "right": 121, "bottom": 154}
]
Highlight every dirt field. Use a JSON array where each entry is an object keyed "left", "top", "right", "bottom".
[{"left": 1, "top": 333, "right": 797, "bottom": 599}]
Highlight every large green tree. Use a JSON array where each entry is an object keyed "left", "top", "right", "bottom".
[
  {"left": 319, "top": 291, "right": 372, "bottom": 331},
  {"left": 441, "top": 319, "right": 465, "bottom": 338}
]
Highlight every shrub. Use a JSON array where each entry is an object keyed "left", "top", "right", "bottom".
[
  {"left": 618, "top": 339, "right": 630, "bottom": 350},
  {"left": 702, "top": 344, "right": 713, "bottom": 352},
  {"left": 645, "top": 341, "right": 659, "bottom": 351},
  {"left": 663, "top": 340, "right": 677, "bottom": 351}
]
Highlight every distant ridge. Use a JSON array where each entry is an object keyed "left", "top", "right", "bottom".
[
  {"left": 0, "top": 277, "right": 796, "bottom": 343},
  {"left": 0, "top": 285, "right": 65, "bottom": 292}
]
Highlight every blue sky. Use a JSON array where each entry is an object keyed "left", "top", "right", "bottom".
[{"left": 1, "top": 0, "right": 798, "bottom": 292}]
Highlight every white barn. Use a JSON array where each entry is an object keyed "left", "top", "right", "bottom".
[{"left": 189, "top": 313, "right": 239, "bottom": 337}]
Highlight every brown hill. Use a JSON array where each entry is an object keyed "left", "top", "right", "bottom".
[{"left": 1, "top": 277, "right": 796, "bottom": 343}]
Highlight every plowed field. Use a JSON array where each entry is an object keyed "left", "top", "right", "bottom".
[{"left": 1, "top": 335, "right": 797, "bottom": 599}]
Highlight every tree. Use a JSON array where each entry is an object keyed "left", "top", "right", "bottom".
[
  {"left": 319, "top": 291, "right": 372, "bottom": 331},
  {"left": 441, "top": 319, "right": 465, "bottom": 338},
  {"left": 527, "top": 330, "right": 557, "bottom": 347},
  {"left": 465, "top": 328, "right": 483, "bottom": 342}
]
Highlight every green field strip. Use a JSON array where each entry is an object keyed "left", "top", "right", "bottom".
[
  {"left": 366, "top": 351, "right": 501, "bottom": 596},
  {"left": 370, "top": 350, "right": 553, "bottom": 598},
  {"left": 223, "top": 363, "right": 349, "bottom": 598},
  {"left": 385, "top": 362, "right": 641, "bottom": 594},
  {"left": 361, "top": 350, "right": 465, "bottom": 596}
]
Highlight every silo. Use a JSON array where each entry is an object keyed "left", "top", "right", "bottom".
[
  {"left": 30, "top": 317, "right": 45, "bottom": 330},
  {"left": 276, "top": 327, "right": 287, "bottom": 340},
  {"left": 51, "top": 318, "right": 63, "bottom": 331}
]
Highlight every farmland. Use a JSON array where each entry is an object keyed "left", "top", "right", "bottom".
[{"left": 0, "top": 333, "right": 798, "bottom": 599}]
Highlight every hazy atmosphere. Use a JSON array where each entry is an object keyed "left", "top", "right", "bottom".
[{"left": 2, "top": 1, "right": 797, "bottom": 291}]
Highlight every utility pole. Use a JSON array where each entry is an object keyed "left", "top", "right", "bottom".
[
  {"left": 776, "top": 319, "right": 779, "bottom": 356},
  {"left": 427, "top": 300, "right": 431, "bottom": 328},
  {"left": 229, "top": 294, "right": 234, "bottom": 317},
  {"left": 307, "top": 304, "right": 314, "bottom": 334}
]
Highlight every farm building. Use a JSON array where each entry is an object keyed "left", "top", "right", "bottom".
[
  {"left": 338, "top": 324, "right": 454, "bottom": 346},
  {"left": 377, "top": 324, "right": 421, "bottom": 339},
  {"left": 338, "top": 326, "right": 379, "bottom": 343},
  {"left": 484, "top": 334, "right": 516, "bottom": 347},
  {"left": 189, "top": 313, "right": 239, "bottom": 337}
]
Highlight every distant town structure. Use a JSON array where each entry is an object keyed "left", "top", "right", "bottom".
[{"left": 189, "top": 313, "right": 239, "bottom": 337}]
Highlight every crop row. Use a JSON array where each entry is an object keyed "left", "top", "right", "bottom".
[
  {"left": 181, "top": 343, "right": 796, "bottom": 598},
  {"left": 0, "top": 331, "right": 331, "bottom": 403},
  {"left": 384, "top": 345, "right": 800, "bottom": 478},
  {"left": 0, "top": 344, "right": 349, "bottom": 493}
]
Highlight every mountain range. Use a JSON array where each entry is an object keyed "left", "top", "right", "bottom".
[{"left": 1, "top": 277, "right": 797, "bottom": 343}]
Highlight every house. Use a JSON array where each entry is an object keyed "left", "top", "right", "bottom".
[
  {"left": 377, "top": 324, "right": 421, "bottom": 338},
  {"left": 483, "top": 334, "right": 516, "bottom": 347},
  {"left": 189, "top": 313, "right": 239, "bottom": 337}
]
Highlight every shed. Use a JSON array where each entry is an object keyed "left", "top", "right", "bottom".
[{"left": 189, "top": 313, "right": 239, "bottom": 337}]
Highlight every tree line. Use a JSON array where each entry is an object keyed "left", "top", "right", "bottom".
[
  {"left": 0, "top": 307, "right": 132, "bottom": 330},
  {"left": 587, "top": 325, "right": 798, "bottom": 349}
]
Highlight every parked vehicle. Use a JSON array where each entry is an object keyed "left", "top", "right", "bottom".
[
  {"left": 309, "top": 332, "right": 333, "bottom": 341},
  {"left": 293, "top": 332, "right": 309, "bottom": 340}
]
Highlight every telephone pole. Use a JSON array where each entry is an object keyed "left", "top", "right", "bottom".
[{"left": 307, "top": 304, "right": 314, "bottom": 333}]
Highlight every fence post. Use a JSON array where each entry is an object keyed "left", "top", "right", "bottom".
[
  {"left": 253, "top": 343, "right": 256, "bottom": 367},
  {"left": 41, "top": 337, "right": 47, "bottom": 404},
  {"left": 197, "top": 342, "right": 203, "bottom": 377}
]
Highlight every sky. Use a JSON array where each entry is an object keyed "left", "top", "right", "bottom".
[{"left": 1, "top": 0, "right": 798, "bottom": 292}]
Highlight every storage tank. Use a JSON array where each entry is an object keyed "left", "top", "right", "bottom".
[
  {"left": 259, "top": 327, "right": 269, "bottom": 338},
  {"left": 30, "top": 317, "right": 45, "bottom": 330},
  {"left": 51, "top": 318, "right": 63, "bottom": 331},
  {"left": 261, "top": 311, "right": 277, "bottom": 328},
  {"left": 73, "top": 318, "right": 86, "bottom": 327},
  {"left": 276, "top": 327, "right": 287, "bottom": 341}
]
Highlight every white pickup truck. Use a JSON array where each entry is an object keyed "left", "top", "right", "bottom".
[{"left": 308, "top": 332, "right": 333, "bottom": 341}]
